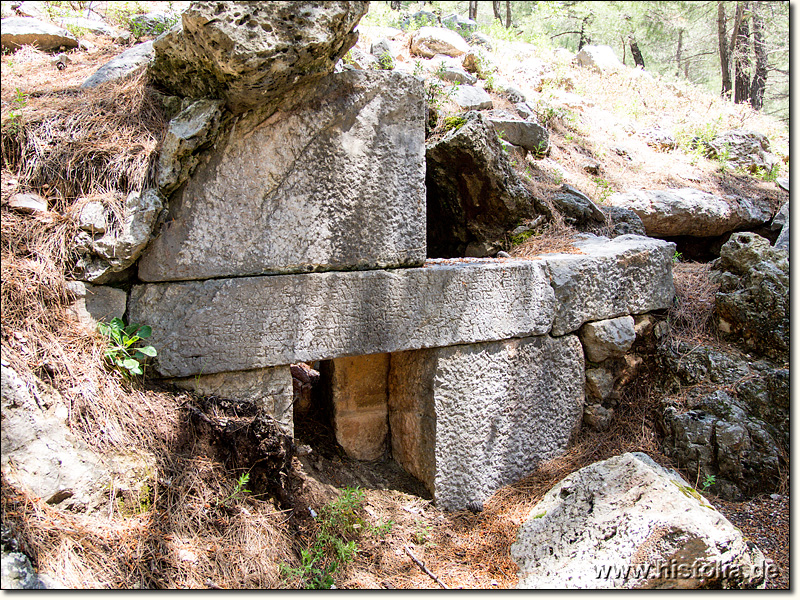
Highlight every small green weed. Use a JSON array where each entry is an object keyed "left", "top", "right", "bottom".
[
  {"left": 511, "top": 230, "right": 535, "bottom": 246},
  {"left": 753, "top": 163, "right": 780, "bottom": 182},
  {"left": 413, "top": 519, "right": 432, "bottom": 545},
  {"left": 219, "top": 472, "right": 251, "bottom": 507},
  {"left": 4, "top": 88, "right": 28, "bottom": 135},
  {"left": 672, "top": 250, "right": 683, "bottom": 264},
  {"left": 97, "top": 317, "right": 157, "bottom": 377},
  {"left": 281, "top": 487, "right": 390, "bottom": 589},
  {"left": 377, "top": 51, "right": 394, "bottom": 70},
  {"left": 592, "top": 177, "right": 615, "bottom": 204},
  {"left": 701, "top": 473, "right": 716, "bottom": 492},
  {"left": 443, "top": 115, "right": 467, "bottom": 132}
]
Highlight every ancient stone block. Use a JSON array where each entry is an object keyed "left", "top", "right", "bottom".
[
  {"left": 138, "top": 70, "right": 426, "bottom": 281},
  {"left": 129, "top": 258, "right": 555, "bottom": 378},
  {"left": 325, "top": 354, "right": 390, "bottom": 461},
  {"left": 579, "top": 316, "right": 636, "bottom": 363},
  {"left": 543, "top": 235, "right": 675, "bottom": 336},
  {"left": 170, "top": 367, "right": 294, "bottom": 435},
  {"left": 388, "top": 335, "right": 584, "bottom": 511}
]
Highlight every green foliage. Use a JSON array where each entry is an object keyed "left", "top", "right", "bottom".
[
  {"left": 4, "top": 88, "right": 27, "bottom": 135},
  {"left": 532, "top": 511, "right": 547, "bottom": 519},
  {"left": 511, "top": 230, "right": 535, "bottom": 246},
  {"left": 219, "top": 472, "right": 251, "bottom": 507},
  {"left": 443, "top": 115, "right": 466, "bottom": 132},
  {"left": 280, "top": 487, "right": 392, "bottom": 589},
  {"left": 753, "top": 163, "right": 780, "bottom": 182},
  {"left": 592, "top": 177, "right": 615, "bottom": 204},
  {"left": 701, "top": 473, "right": 717, "bottom": 492},
  {"left": 377, "top": 51, "right": 394, "bottom": 71},
  {"left": 413, "top": 519, "right": 432, "bottom": 545},
  {"left": 425, "top": 78, "right": 458, "bottom": 111},
  {"left": 672, "top": 250, "right": 683, "bottom": 264},
  {"left": 97, "top": 317, "right": 157, "bottom": 377}
]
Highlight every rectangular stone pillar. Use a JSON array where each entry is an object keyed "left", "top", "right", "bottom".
[
  {"left": 389, "top": 335, "right": 585, "bottom": 511},
  {"left": 170, "top": 367, "right": 294, "bottom": 435},
  {"left": 325, "top": 353, "right": 390, "bottom": 461}
]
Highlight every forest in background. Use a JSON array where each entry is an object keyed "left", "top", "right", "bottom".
[{"left": 377, "top": 1, "right": 790, "bottom": 126}]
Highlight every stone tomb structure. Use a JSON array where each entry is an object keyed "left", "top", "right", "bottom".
[{"left": 129, "top": 69, "right": 675, "bottom": 511}]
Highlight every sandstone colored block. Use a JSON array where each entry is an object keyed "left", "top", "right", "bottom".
[
  {"left": 325, "top": 354, "right": 389, "bottom": 461},
  {"left": 170, "top": 367, "right": 293, "bottom": 434},
  {"left": 542, "top": 235, "right": 675, "bottom": 336},
  {"left": 389, "top": 335, "right": 584, "bottom": 511},
  {"left": 138, "top": 70, "right": 426, "bottom": 281},
  {"left": 128, "top": 259, "right": 555, "bottom": 378}
]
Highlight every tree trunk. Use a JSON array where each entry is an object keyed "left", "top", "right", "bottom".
[
  {"left": 578, "top": 16, "right": 589, "bottom": 50},
  {"left": 505, "top": 0, "right": 512, "bottom": 29},
  {"left": 621, "top": 35, "right": 627, "bottom": 65},
  {"left": 390, "top": 0, "right": 401, "bottom": 10},
  {"left": 749, "top": 1, "right": 767, "bottom": 110},
  {"left": 468, "top": 0, "right": 477, "bottom": 21},
  {"left": 676, "top": 29, "right": 683, "bottom": 76},
  {"left": 629, "top": 36, "right": 644, "bottom": 68},
  {"left": 717, "top": 2, "right": 732, "bottom": 98},
  {"left": 493, "top": 0, "right": 502, "bottom": 21},
  {"left": 731, "top": 1, "right": 752, "bottom": 104}
]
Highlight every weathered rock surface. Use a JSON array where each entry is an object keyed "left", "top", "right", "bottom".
[
  {"left": 8, "top": 192, "right": 47, "bottom": 214},
  {"left": 607, "top": 188, "right": 772, "bottom": 237},
  {"left": 426, "top": 111, "right": 538, "bottom": 257},
  {"left": 710, "top": 232, "right": 788, "bottom": 359},
  {"left": 64, "top": 281, "right": 127, "bottom": 330},
  {"left": 129, "top": 258, "right": 556, "bottom": 378},
  {"left": 81, "top": 41, "right": 154, "bottom": 89},
  {"left": 660, "top": 389, "right": 782, "bottom": 500},
  {"left": 544, "top": 234, "right": 675, "bottom": 336},
  {"left": 170, "top": 366, "right": 294, "bottom": 435},
  {"left": 705, "top": 130, "right": 779, "bottom": 174},
  {"left": 0, "top": 16, "right": 78, "bottom": 51},
  {"left": 575, "top": 45, "right": 623, "bottom": 73},
  {"left": 512, "top": 452, "right": 768, "bottom": 589},
  {"left": 390, "top": 335, "right": 583, "bottom": 511},
  {"left": 1, "top": 365, "right": 108, "bottom": 506},
  {"left": 56, "top": 15, "right": 124, "bottom": 38},
  {"left": 436, "top": 64, "right": 477, "bottom": 85},
  {"left": 451, "top": 84, "right": 493, "bottom": 110},
  {"left": 155, "top": 98, "right": 224, "bottom": 196},
  {"left": 1, "top": 551, "right": 48, "bottom": 589},
  {"left": 441, "top": 13, "right": 477, "bottom": 34},
  {"left": 76, "top": 201, "right": 107, "bottom": 233},
  {"left": 148, "top": 1, "right": 368, "bottom": 115},
  {"left": 600, "top": 206, "right": 647, "bottom": 237},
  {"left": 552, "top": 184, "right": 605, "bottom": 226},
  {"left": 486, "top": 112, "right": 549, "bottom": 154},
  {"left": 138, "top": 70, "right": 426, "bottom": 281},
  {"left": 410, "top": 26, "right": 470, "bottom": 58},
  {"left": 579, "top": 316, "right": 635, "bottom": 363},
  {"left": 324, "top": 354, "right": 389, "bottom": 461},
  {"left": 78, "top": 189, "right": 163, "bottom": 283}
]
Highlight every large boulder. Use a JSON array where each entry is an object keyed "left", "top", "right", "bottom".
[
  {"left": 425, "top": 111, "right": 541, "bottom": 257},
  {"left": 710, "top": 232, "right": 788, "bottom": 359},
  {"left": 511, "top": 452, "right": 769, "bottom": 589},
  {"left": 705, "top": 130, "right": 779, "bottom": 174},
  {"left": 147, "top": 1, "right": 368, "bottom": 115},
  {"left": 607, "top": 188, "right": 772, "bottom": 237},
  {"left": 485, "top": 111, "right": 550, "bottom": 154},
  {"left": 80, "top": 41, "right": 154, "bottom": 89},
  {"left": 138, "top": 70, "right": 426, "bottom": 281},
  {"left": 410, "top": 26, "right": 470, "bottom": 58},
  {"left": 575, "top": 45, "right": 623, "bottom": 73},
  {"left": 1, "top": 366, "right": 109, "bottom": 506},
  {"left": 451, "top": 84, "right": 493, "bottom": 110},
  {"left": 0, "top": 16, "right": 78, "bottom": 51}
]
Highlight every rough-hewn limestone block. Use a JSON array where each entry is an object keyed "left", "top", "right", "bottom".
[
  {"left": 324, "top": 354, "right": 390, "bottom": 461},
  {"left": 389, "top": 335, "right": 584, "bottom": 511},
  {"left": 543, "top": 235, "right": 675, "bottom": 336},
  {"left": 138, "top": 70, "right": 426, "bottom": 281},
  {"left": 169, "top": 367, "right": 294, "bottom": 435},
  {"left": 147, "top": 1, "right": 368, "bottom": 115},
  {"left": 0, "top": 16, "right": 78, "bottom": 52},
  {"left": 579, "top": 316, "right": 636, "bottom": 363},
  {"left": 512, "top": 452, "right": 767, "bottom": 589},
  {"left": 129, "top": 259, "right": 555, "bottom": 378},
  {"left": 607, "top": 188, "right": 772, "bottom": 237}
]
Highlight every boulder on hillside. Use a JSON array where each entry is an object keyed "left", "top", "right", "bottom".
[
  {"left": 80, "top": 41, "right": 154, "bottom": 89},
  {"left": 451, "top": 84, "right": 493, "bottom": 110},
  {"left": 410, "top": 26, "right": 470, "bottom": 58},
  {"left": 425, "top": 111, "right": 544, "bottom": 257},
  {"left": 468, "top": 31, "right": 492, "bottom": 51},
  {"left": 575, "top": 44, "right": 623, "bottom": 73},
  {"left": 148, "top": 1, "right": 368, "bottom": 115},
  {"left": 607, "top": 188, "right": 772, "bottom": 237},
  {"left": 486, "top": 111, "right": 550, "bottom": 154},
  {"left": 551, "top": 184, "right": 605, "bottom": 226},
  {"left": 600, "top": 206, "right": 647, "bottom": 237},
  {"left": 0, "top": 16, "right": 79, "bottom": 51},
  {"left": 511, "top": 452, "right": 768, "bottom": 589},
  {"left": 441, "top": 13, "right": 477, "bottom": 34},
  {"left": 704, "top": 130, "right": 779, "bottom": 174},
  {"left": 710, "top": 232, "right": 789, "bottom": 359},
  {"left": 1, "top": 365, "right": 109, "bottom": 507}
]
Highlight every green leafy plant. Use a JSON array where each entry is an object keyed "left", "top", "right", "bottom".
[
  {"left": 701, "top": 473, "right": 717, "bottom": 492},
  {"left": 592, "top": 177, "right": 615, "bottom": 204},
  {"left": 753, "top": 163, "right": 780, "bottom": 182},
  {"left": 220, "top": 472, "right": 251, "bottom": 507},
  {"left": 511, "top": 230, "right": 535, "bottom": 246},
  {"left": 97, "top": 317, "right": 157, "bottom": 377},
  {"left": 4, "top": 88, "right": 28, "bottom": 135},
  {"left": 281, "top": 487, "right": 389, "bottom": 589},
  {"left": 672, "top": 250, "right": 683, "bottom": 264},
  {"left": 443, "top": 115, "right": 467, "bottom": 132},
  {"left": 413, "top": 520, "right": 432, "bottom": 545},
  {"left": 377, "top": 51, "right": 394, "bottom": 70}
]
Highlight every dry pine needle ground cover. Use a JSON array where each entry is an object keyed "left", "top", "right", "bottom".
[{"left": 0, "top": 22, "right": 789, "bottom": 589}]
